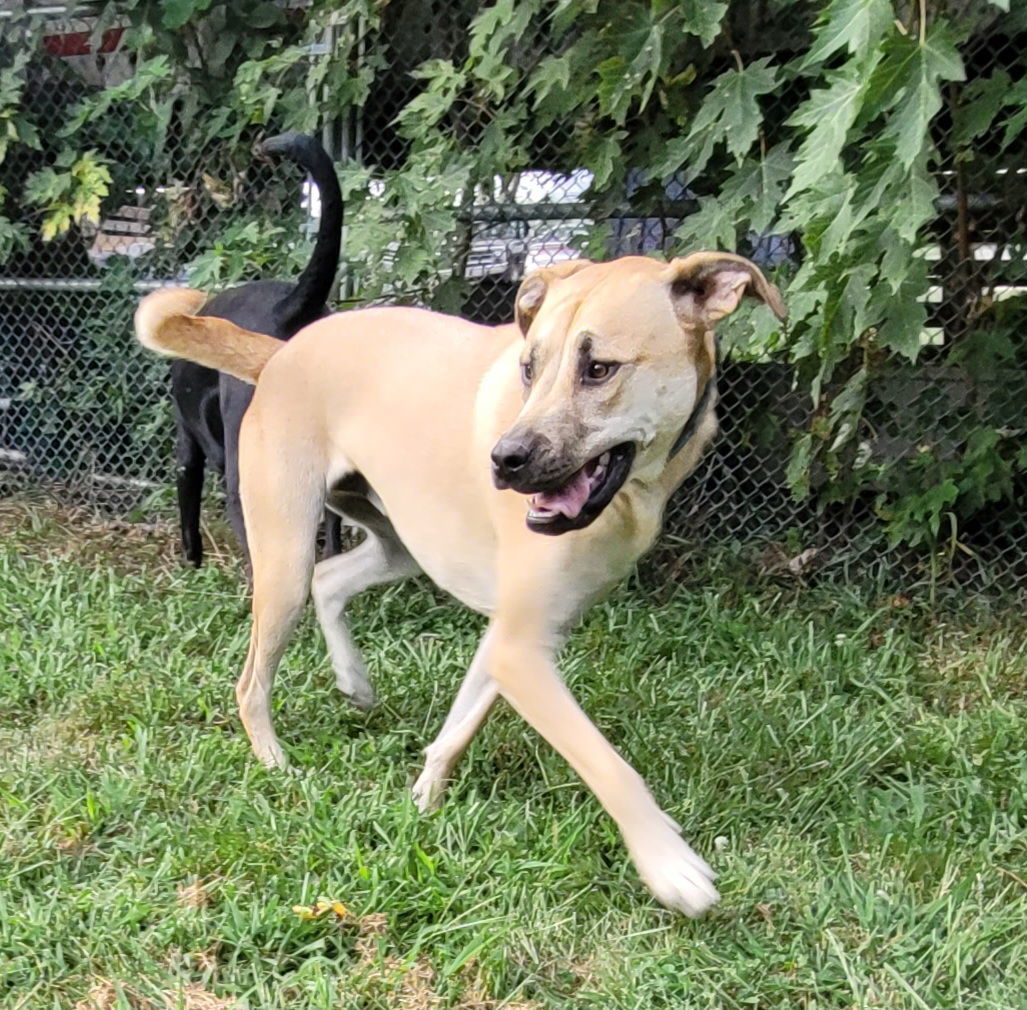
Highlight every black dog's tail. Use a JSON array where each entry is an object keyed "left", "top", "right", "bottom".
[{"left": 259, "top": 131, "right": 343, "bottom": 333}]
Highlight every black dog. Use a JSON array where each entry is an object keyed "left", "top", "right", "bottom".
[{"left": 170, "top": 132, "right": 343, "bottom": 569}]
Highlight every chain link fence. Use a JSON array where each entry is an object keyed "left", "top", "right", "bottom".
[{"left": 1, "top": 1, "right": 1025, "bottom": 589}]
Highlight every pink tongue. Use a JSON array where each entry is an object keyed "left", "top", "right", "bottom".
[{"left": 532, "top": 468, "right": 591, "bottom": 519}]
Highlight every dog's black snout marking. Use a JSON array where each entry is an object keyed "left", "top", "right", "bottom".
[
  {"left": 493, "top": 442, "right": 529, "bottom": 471},
  {"left": 491, "top": 434, "right": 536, "bottom": 485}
]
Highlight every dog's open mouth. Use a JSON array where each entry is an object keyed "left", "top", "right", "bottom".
[{"left": 526, "top": 442, "right": 636, "bottom": 535}]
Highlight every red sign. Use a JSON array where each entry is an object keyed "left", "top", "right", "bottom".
[{"left": 42, "top": 27, "right": 124, "bottom": 58}]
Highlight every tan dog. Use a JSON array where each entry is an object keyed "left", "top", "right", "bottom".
[{"left": 135, "top": 253, "right": 785, "bottom": 915}]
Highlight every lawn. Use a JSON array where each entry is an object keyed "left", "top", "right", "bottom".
[{"left": 1, "top": 501, "right": 1025, "bottom": 1009}]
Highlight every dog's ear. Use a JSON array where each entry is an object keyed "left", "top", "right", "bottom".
[
  {"left": 514, "top": 259, "right": 594, "bottom": 335},
  {"left": 666, "top": 252, "right": 787, "bottom": 327}
]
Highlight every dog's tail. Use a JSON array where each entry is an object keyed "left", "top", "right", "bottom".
[
  {"left": 135, "top": 288, "right": 280, "bottom": 384},
  {"left": 259, "top": 131, "right": 342, "bottom": 332}
]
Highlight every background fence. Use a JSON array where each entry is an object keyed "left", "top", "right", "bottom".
[{"left": 1, "top": 0, "right": 1025, "bottom": 589}]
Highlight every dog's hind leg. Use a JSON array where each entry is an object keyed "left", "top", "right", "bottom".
[
  {"left": 174, "top": 420, "right": 205, "bottom": 567},
  {"left": 236, "top": 444, "right": 324, "bottom": 768},
  {"left": 311, "top": 503, "right": 419, "bottom": 710},
  {"left": 412, "top": 629, "right": 499, "bottom": 812}
]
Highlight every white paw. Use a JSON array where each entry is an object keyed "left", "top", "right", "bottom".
[
  {"left": 628, "top": 825, "right": 719, "bottom": 917},
  {"left": 334, "top": 666, "right": 376, "bottom": 711},
  {"left": 253, "top": 737, "right": 289, "bottom": 770},
  {"left": 411, "top": 762, "right": 448, "bottom": 813}
]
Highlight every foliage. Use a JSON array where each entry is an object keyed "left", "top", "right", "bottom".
[
  {"left": 186, "top": 217, "right": 312, "bottom": 289},
  {"left": 24, "top": 148, "right": 113, "bottom": 241},
  {"left": 0, "top": 0, "right": 1025, "bottom": 556}
]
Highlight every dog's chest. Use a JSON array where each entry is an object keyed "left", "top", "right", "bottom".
[{"left": 420, "top": 554, "right": 498, "bottom": 616}]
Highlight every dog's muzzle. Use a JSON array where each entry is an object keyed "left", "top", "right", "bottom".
[
  {"left": 490, "top": 433, "right": 539, "bottom": 490},
  {"left": 491, "top": 433, "right": 636, "bottom": 536}
]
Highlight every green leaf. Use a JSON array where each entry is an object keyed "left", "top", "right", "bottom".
[
  {"left": 721, "top": 143, "right": 794, "bottom": 233},
  {"left": 161, "top": 0, "right": 213, "bottom": 30},
  {"left": 998, "top": 78, "right": 1027, "bottom": 150},
  {"left": 828, "top": 366, "right": 869, "bottom": 451},
  {"left": 888, "top": 158, "right": 938, "bottom": 243},
  {"left": 922, "top": 479, "right": 960, "bottom": 537},
  {"left": 596, "top": 6, "right": 665, "bottom": 123},
  {"left": 679, "top": 0, "right": 728, "bottom": 48},
  {"left": 670, "top": 57, "right": 778, "bottom": 177},
  {"left": 652, "top": 134, "right": 692, "bottom": 179},
  {"left": 785, "top": 60, "right": 867, "bottom": 199},
  {"left": 884, "top": 24, "right": 965, "bottom": 169},
  {"left": 840, "top": 264, "right": 876, "bottom": 340},
  {"left": 24, "top": 149, "right": 112, "bottom": 241},
  {"left": 717, "top": 57, "right": 778, "bottom": 162},
  {"left": 60, "top": 55, "right": 172, "bottom": 136},
  {"left": 249, "top": 2, "right": 284, "bottom": 29},
  {"left": 786, "top": 432, "right": 815, "bottom": 499},
  {"left": 0, "top": 215, "right": 28, "bottom": 265},
  {"left": 876, "top": 273, "right": 928, "bottom": 360},
  {"left": 672, "top": 194, "right": 739, "bottom": 252},
  {"left": 953, "top": 71, "right": 1010, "bottom": 147},
  {"left": 803, "top": 0, "right": 893, "bottom": 67},
  {"left": 395, "top": 60, "right": 466, "bottom": 135},
  {"left": 469, "top": 0, "right": 537, "bottom": 99},
  {"left": 581, "top": 131, "right": 625, "bottom": 189},
  {"left": 778, "top": 172, "right": 858, "bottom": 257},
  {"left": 596, "top": 56, "right": 630, "bottom": 122},
  {"left": 527, "top": 53, "right": 571, "bottom": 109},
  {"left": 470, "top": 0, "right": 518, "bottom": 45}
]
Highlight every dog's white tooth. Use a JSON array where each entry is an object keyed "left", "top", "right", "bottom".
[{"left": 600, "top": 452, "right": 610, "bottom": 466}]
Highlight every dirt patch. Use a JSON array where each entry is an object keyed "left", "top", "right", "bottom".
[
  {"left": 0, "top": 496, "right": 239, "bottom": 576},
  {"left": 74, "top": 979, "right": 238, "bottom": 1010},
  {"left": 0, "top": 713, "right": 103, "bottom": 775},
  {"left": 918, "top": 623, "right": 1027, "bottom": 712},
  {"left": 177, "top": 878, "right": 216, "bottom": 910},
  {"left": 348, "top": 914, "right": 541, "bottom": 1010}
]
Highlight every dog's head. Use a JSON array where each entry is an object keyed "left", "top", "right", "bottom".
[{"left": 491, "top": 253, "right": 786, "bottom": 535}]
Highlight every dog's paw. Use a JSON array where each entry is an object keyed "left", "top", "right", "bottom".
[
  {"left": 333, "top": 666, "right": 376, "bottom": 711},
  {"left": 253, "top": 738, "right": 289, "bottom": 770},
  {"left": 340, "top": 683, "right": 376, "bottom": 711},
  {"left": 628, "top": 825, "right": 719, "bottom": 917},
  {"left": 411, "top": 763, "right": 448, "bottom": 813}
]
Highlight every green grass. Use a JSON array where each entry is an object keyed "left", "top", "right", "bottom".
[{"left": 1, "top": 504, "right": 1026, "bottom": 1009}]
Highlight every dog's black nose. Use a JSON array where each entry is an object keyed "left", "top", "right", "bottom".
[{"left": 491, "top": 435, "right": 535, "bottom": 486}]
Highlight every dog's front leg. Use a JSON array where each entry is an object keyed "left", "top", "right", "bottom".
[
  {"left": 412, "top": 629, "right": 499, "bottom": 812},
  {"left": 486, "top": 618, "right": 718, "bottom": 916}
]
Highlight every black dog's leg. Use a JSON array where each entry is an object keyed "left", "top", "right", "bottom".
[
  {"left": 223, "top": 428, "right": 251, "bottom": 578},
  {"left": 176, "top": 423, "right": 206, "bottom": 568},
  {"left": 219, "top": 376, "right": 257, "bottom": 581},
  {"left": 322, "top": 510, "right": 344, "bottom": 560}
]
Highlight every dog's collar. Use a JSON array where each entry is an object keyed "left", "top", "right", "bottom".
[{"left": 667, "top": 352, "right": 719, "bottom": 462}]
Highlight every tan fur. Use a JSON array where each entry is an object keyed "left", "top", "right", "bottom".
[
  {"left": 134, "top": 287, "right": 280, "bottom": 383},
  {"left": 134, "top": 288, "right": 206, "bottom": 350},
  {"left": 135, "top": 253, "right": 785, "bottom": 916}
]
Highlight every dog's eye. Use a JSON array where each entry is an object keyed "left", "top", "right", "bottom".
[
  {"left": 584, "top": 360, "right": 618, "bottom": 384},
  {"left": 520, "top": 360, "right": 533, "bottom": 385}
]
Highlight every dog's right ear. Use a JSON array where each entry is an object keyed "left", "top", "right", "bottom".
[
  {"left": 514, "top": 259, "right": 594, "bottom": 335},
  {"left": 665, "top": 253, "right": 787, "bottom": 328}
]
